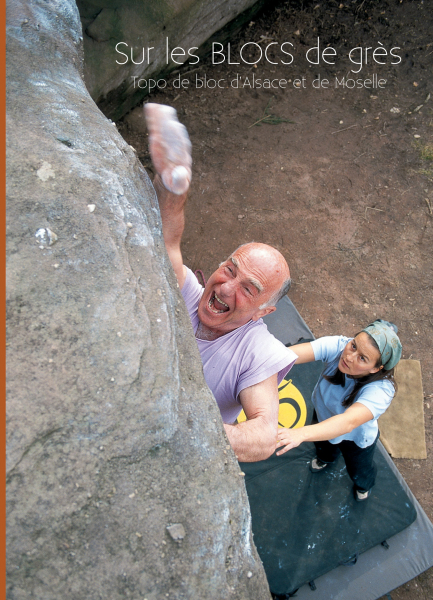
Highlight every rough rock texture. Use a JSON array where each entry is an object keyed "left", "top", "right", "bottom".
[
  {"left": 5, "top": 1, "right": 272, "bottom": 598},
  {"left": 77, "top": 0, "right": 263, "bottom": 120}
]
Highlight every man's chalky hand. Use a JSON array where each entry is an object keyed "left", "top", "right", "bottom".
[{"left": 144, "top": 103, "right": 192, "bottom": 195}]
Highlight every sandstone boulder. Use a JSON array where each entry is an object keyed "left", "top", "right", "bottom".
[{"left": 6, "top": 0, "right": 271, "bottom": 598}]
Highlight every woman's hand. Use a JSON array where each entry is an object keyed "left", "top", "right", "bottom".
[{"left": 276, "top": 427, "right": 306, "bottom": 455}]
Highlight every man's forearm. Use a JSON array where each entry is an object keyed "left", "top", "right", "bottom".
[
  {"left": 224, "top": 418, "right": 277, "bottom": 462},
  {"left": 154, "top": 175, "right": 186, "bottom": 247},
  {"left": 230, "top": 375, "right": 280, "bottom": 462},
  {"left": 145, "top": 104, "right": 191, "bottom": 288},
  {"left": 153, "top": 174, "right": 187, "bottom": 287}
]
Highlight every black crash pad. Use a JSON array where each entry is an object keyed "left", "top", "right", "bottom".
[
  {"left": 236, "top": 300, "right": 430, "bottom": 599},
  {"left": 240, "top": 358, "right": 417, "bottom": 596},
  {"left": 242, "top": 440, "right": 417, "bottom": 596}
]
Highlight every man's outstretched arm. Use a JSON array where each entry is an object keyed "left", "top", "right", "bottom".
[
  {"left": 152, "top": 174, "right": 187, "bottom": 288},
  {"left": 145, "top": 103, "right": 192, "bottom": 289},
  {"left": 224, "top": 375, "right": 280, "bottom": 462}
]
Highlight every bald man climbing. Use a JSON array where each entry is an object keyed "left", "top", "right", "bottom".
[{"left": 145, "top": 103, "right": 296, "bottom": 462}]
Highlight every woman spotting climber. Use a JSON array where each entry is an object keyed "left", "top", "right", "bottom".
[{"left": 275, "top": 320, "right": 402, "bottom": 501}]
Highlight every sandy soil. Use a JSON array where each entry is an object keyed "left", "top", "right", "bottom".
[{"left": 117, "top": 0, "right": 433, "bottom": 597}]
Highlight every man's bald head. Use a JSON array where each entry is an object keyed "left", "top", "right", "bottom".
[
  {"left": 229, "top": 242, "right": 291, "bottom": 308},
  {"left": 198, "top": 241, "right": 290, "bottom": 337}
]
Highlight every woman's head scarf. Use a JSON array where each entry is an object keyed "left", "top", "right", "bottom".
[{"left": 362, "top": 319, "right": 402, "bottom": 370}]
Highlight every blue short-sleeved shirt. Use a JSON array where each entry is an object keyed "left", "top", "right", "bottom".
[{"left": 310, "top": 336, "right": 395, "bottom": 447}]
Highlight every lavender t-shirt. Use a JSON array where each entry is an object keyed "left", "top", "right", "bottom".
[{"left": 181, "top": 267, "right": 297, "bottom": 424}]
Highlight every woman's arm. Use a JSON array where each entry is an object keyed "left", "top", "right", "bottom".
[
  {"left": 275, "top": 403, "right": 374, "bottom": 455},
  {"left": 290, "top": 342, "right": 316, "bottom": 364}
]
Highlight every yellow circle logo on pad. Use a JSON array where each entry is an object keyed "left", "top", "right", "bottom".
[{"left": 237, "top": 379, "right": 307, "bottom": 429}]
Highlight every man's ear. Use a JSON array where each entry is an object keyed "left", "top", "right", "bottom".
[{"left": 251, "top": 306, "right": 276, "bottom": 322}]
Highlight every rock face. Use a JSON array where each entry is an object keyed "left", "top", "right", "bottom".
[
  {"left": 77, "top": 0, "right": 263, "bottom": 119},
  {"left": 6, "top": 1, "right": 271, "bottom": 598}
]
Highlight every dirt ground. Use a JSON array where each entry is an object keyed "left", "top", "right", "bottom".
[{"left": 117, "top": 0, "right": 433, "bottom": 597}]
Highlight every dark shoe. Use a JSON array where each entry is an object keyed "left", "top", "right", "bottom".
[
  {"left": 355, "top": 488, "right": 371, "bottom": 502},
  {"left": 309, "top": 458, "right": 329, "bottom": 473}
]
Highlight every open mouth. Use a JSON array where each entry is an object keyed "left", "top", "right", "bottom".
[{"left": 208, "top": 291, "right": 229, "bottom": 314}]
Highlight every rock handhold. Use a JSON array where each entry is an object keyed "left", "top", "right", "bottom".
[{"left": 167, "top": 523, "right": 186, "bottom": 541}]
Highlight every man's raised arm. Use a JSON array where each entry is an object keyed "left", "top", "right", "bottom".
[{"left": 145, "top": 104, "right": 192, "bottom": 289}]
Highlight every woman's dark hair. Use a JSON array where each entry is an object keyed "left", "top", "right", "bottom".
[{"left": 324, "top": 333, "right": 398, "bottom": 407}]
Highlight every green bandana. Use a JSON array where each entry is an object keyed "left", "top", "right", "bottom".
[{"left": 362, "top": 320, "right": 402, "bottom": 371}]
